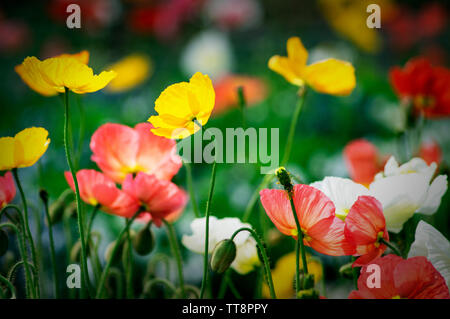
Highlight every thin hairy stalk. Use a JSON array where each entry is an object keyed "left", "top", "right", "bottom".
[
  {"left": 380, "top": 238, "right": 402, "bottom": 257},
  {"left": 163, "top": 220, "right": 186, "bottom": 298},
  {"left": 0, "top": 274, "right": 16, "bottom": 299},
  {"left": 199, "top": 161, "right": 217, "bottom": 299},
  {"left": 230, "top": 227, "right": 276, "bottom": 299},
  {"left": 184, "top": 161, "right": 200, "bottom": 218}
]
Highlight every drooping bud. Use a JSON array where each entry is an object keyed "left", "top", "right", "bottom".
[
  {"left": 50, "top": 189, "right": 75, "bottom": 224},
  {"left": 64, "top": 201, "right": 78, "bottom": 219},
  {"left": 275, "top": 167, "right": 294, "bottom": 195},
  {"left": 132, "top": 224, "right": 155, "bottom": 256},
  {"left": 105, "top": 239, "right": 125, "bottom": 265},
  {"left": 339, "top": 262, "right": 354, "bottom": 279},
  {"left": 297, "top": 288, "right": 320, "bottom": 299},
  {"left": 0, "top": 230, "right": 8, "bottom": 257},
  {"left": 299, "top": 273, "right": 315, "bottom": 290},
  {"left": 210, "top": 239, "right": 237, "bottom": 273},
  {"left": 39, "top": 189, "right": 49, "bottom": 204}
]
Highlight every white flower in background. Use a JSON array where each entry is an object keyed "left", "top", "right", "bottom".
[
  {"left": 310, "top": 176, "right": 370, "bottom": 220},
  {"left": 408, "top": 221, "right": 450, "bottom": 290},
  {"left": 182, "top": 217, "right": 260, "bottom": 274},
  {"left": 180, "top": 30, "right": 233, "bottom": 80},
  {"left": 204, "top": 0, "right": 263, "bottom": 31},
  {"left": 369, "top": 156, "right": 448, "bottom": 233}
]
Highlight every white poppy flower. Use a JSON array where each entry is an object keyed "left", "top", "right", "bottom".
[
  {"left": 180, "top": 30, "right": 233, "bottom": 80},
  {"left": 310, "top": 176, "right": 370, "bottom": 220},
  {"left": 408, "top": 221, "right": 450, "bottom": 290},
  {"left": 182, "top": 217, "right": 260, "bottom": 274},
  {"left": 369, "top": 156, "right": 447, "bottom": 233}
]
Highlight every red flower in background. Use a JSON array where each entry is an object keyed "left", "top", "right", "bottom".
[
  {"left": 344, "top": 196, "right": 388, "bottom": 267},
  {"left": 90, "top": 123, "right": 182, "bottom": 184},
  {"left": 390, "top": 57, "right": 450, "bottom": 118},
  {"left": 0, "top": 172, "right": 16, "bottom": 208},
  {"left": 349, "top": 255, "right": 450, "bottom": 299},
  {"left": 260, "top": 184, "right": 354, "bottom": 256},
  {"left": 122, "top": 172, "right": 188, "bottom": 227},
  {"left": 65, "top": 170, "right": 139, "bottom": 218},
  {"left": 343, "top": 139, "right": 386, "bottom": 186},
  {"left": 128, "top": 0, "right": 203, "bottom": 39},
  {"left": 344, "top": 138, "right": 443, "bottom": 185},
  {"left": 213, "top": 74, "right": 268, "bottom": 115},
  {"left": 0, "top": 12, "right": 30, "bottom": 54}
]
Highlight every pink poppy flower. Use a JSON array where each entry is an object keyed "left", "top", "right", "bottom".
[
  {"left": 349, "top": 254, "right": 450, "bottom": 299},
  {"left": 260, "top": 184, "right": 354, "bottom": 256},
  {"left": 122, "top": 172, "right": 188, "bottom": 227},
  {"left": 64, "top": 169, "right": 139, "bottom": 218},
  {"left": 0, "top": 172, "right": 16, "bottom": 208},
  {"left": 344, "top": 196, "right": 388, "bottom": 267},
  {"left": 90, "top": 122, "right": 182, "bottom": 184}
]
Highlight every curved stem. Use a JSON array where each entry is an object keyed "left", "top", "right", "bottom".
[
  {"left": 86, "top": 205, "right": 100, "bottom": 239},
  {"left": 184, "top": 161, "right": 200, "bottom": 218},
  {"left": 95, "top": 211, "right": 140, "bottom": 298},
  {"left": 230, "top": 227, "right": 277, "bottom": 299},
  {"left": 200, "top": 161, "right": 217, "bottom": 299},
  {"left": 0, "top": 221, "right": 34, "bottom": 298},
  {"left": 63, "top": 88, "right": 91, "bottom": 298},
  {"left": 12, "top": 168, "right": 40, "bottom": 298},
  {"left": 142, "top": 278, "right": 176, "bottom": 298},
  {"left": 281, "top": 88, "right": 307, "bottom": 166},
  {"left": 43, "top": 197, "right": 59, "bottom": 298},
  {"left": 380, "top": 238, "right": 402, "bottom": 257},
  {"left": 0, "top": 274, "right": 16, "bottom": 299},
  {"left": 163, "top": 220, "right": 186, "bottom": 298}
]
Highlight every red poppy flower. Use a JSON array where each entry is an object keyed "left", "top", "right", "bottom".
[
  {"left": 122, "top": 172, "right": 188, "bottom": 227},
  {"left": 260, "top": 184, "right": 354, "bottom": 256},
  {"left": 90, "top": 123, "right": 182, "bottom": 184},
  {"left": 343, "top": 139, "right": 386, "bottom": 186},
  {"left": 0, "top": 172, "right": 16, "bottom": 208},
  {"left": 65, "top": 170, "right": 139, "bottom": 218},
  {"left": 213, "top": 74, "right": 268, "bottom": 115},
  {"left": 349, "top": 254, "right": 450, "bottom": 299},
  {"left": 389, "top": 57, "right": 450, "bottom": 118},
  {"left": 344, "top": 196, "right": 388, "bottom": 267}
]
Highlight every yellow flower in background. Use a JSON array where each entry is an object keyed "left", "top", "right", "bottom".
[
  {"left": 269, "top": 36, "right": 356, "bottom": 96},
  {"left": 0, "top": 127, "right": 50, "bottom": 171},
  {"left": 106, "top": 54, "right": 153, "bottom": 93},
  {"left": 318, "top": 0, "right": 394, "bottom": 53},
  {"left": 15, "top": 51, "right": 90, "bottom": 96},
  {"left": 15, "top": 51, "right": 116, "bottom": 95},
  {"left": 148, "top": 72, "right": 215, "bottom": 139},
  {"left": 262, "top": 252, "right": 323, "bottom": 299}
]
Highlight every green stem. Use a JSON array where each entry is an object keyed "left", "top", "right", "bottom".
[
  {"left": 86, "top": 205, "right": 100, "bottom": 239},
  {"left": 242, "top": 174, "right": 274, "bottom": 222},
  {"left": 42, "top": 197, "right": 59, "bottom": 298},
  {"left": 288, "top": 196, "right": 308, "bottom": 297},
  {"left": 380, "top": 238, "right": 402, "bottom": 257},
  {"left": 75, "top": 94, "right": 85, "bottom": 170},
  {"left": 184, "top": 161, "right": 200, "bottom": 218},
  {"left": 237, "top": 86, "right": 246, "bottom": 129},
  {"left": 163, "top": 220, "right": 186, "bottom": 298},
  {"left": 351, "top": 256, "right": 359, "bottom": 290},
  {"left": 0, "top": 273, "right": 16, "bottom": 299},
  {"left": 230, "top": 227, "right": 276, "bottom": 299},
  {"left": 11, "top": 169, "right": 40, "bottom": 298},
  {"left": 199, "top": 161, "right": 218, "bottom": 299},
  {"left": 63, "top": 88, "right": 91, "bottom": 298},
  {"left": 125, "top": 229, "right": 134, "bottom": 298},
  {"left": 0, "top": 219, "right": 33, "bottom": 298},
  {"left": 281, "top": 88, "right": 307, "bottom": 166},
  {"left": 95, "top": 211, "right": 140, "bottom": 298}
]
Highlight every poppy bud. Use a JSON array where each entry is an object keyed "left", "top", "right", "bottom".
[
  {"left": 39, "top": 189, "right": 49, "bottom": 204},
  {"left": 275, "top": 167, "right": 293, "bottom": 194},
  {"left": 132, "top": 225, "right": 155, "bottom": 256},
  {"left": 297, "top": 288, "right": 320, "bottom": 299},
  {"left": 210, "top": 239, "right": 237, "bottom": 273},
  {"left": 0, "top": 230, "right": 8, "bottom": 257},
  {"left": 299, "top": 273, "right": 315, "bottom": 290},
  {"left": 339, "top": 262, "right": 354, "bottom": 279}
]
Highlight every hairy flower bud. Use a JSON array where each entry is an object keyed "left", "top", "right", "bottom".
[
  {"left": 297, "top": 288, "right": 320, "bottom": 299},
  {"left": 132, "top": 224, "right": 155, "bottom": 256},
  {"left": 210, "top": 239, "right": 237, "bottom": 273},
  {"left": 339, "top": 262, "right": 354, "bottom": 279},
  {"left": 276, "top": 167, "right": 294, "bottom": 195}
]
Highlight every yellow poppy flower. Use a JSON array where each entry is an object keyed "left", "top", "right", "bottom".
[
  {"left": 106, "top": 54, "right": 152, "bottom": 93},
  {"left": 0, "top": 127, "right": 50, "bottom": 171},
  {"left": 262, "top": 252, "right": 323, "bottom": 299},
  {"left": 148, "top": 72, "right": 215, "bottom": 139},
  {"left": 15, "top": 51, "right": 116, "bottom": 95},
  {"left": 268, "top": 36, "right": 356, "bottom": 96}
]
